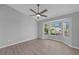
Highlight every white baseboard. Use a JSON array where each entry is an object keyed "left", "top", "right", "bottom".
[
  {"left": 44, "top": 38, "right": 79, "bottom": 49},
  {"left": 0, "top": 38, "right": 79, "bottom": 50},
  {"left": 58, "top": 40, "right": 79, "bottom": 49},
  {"left": 0, "top": 38, "right": 37, "bottom": 49},
  {"left": 69, "top": 45, "right": 79, "bottom": 49}
]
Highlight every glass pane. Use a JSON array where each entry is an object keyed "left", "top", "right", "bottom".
[
  {"left": 43, "top": 23, "right": 49, "bottom": 35},
  {"left": 49, "top": 20, "right": 62, "bottom": 35},
  {"left": 63, "top": 20, "right": 70, "bottom": 37}
]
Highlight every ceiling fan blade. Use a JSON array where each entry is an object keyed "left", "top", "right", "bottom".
[
  {"left": 30, "top": 9, "right": 37, "bottom": 14},
  {"left": 41, "top": 15, "right": 47, "bottom": 17},
  {"left": 40, "top": 9, "right": 48, "bottom": 14}
]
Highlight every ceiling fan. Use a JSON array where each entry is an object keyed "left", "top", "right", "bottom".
[{"left": 29, "top": 4, "right": 48, "bottom": 19}]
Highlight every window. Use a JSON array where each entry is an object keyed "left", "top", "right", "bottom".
[{"left": 43, "top": 18, "right": 70, "bottom": 37}]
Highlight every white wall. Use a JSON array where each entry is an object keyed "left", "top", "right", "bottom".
[
  {"left": 0, "top": 5, "right": 37, "bottom": 48},
  {"left": 37, "top": 11, "right": 79, "bottom": 48},
  {"left": 71, "top": 12, "right": 79, "bottom": 48}
]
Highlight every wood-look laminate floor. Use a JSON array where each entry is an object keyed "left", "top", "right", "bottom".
[{"left": 0, "top": 39, "right": 79, "bottom": 55}]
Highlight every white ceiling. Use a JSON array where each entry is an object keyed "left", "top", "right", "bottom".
[{"left": 7, "top": 4, "right": 79, "bottom": 21}]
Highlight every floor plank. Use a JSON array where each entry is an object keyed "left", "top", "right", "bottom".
[{"left": 0, "top": 39, "right": 79, "bottom": 55}]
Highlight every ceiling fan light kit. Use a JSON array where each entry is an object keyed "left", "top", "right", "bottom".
[
  {"left": 30, "top": 4, "right": 48, "bottom": 19},
  {"left": 36, "top": 14, "right": 40, "bottom": 16}
]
